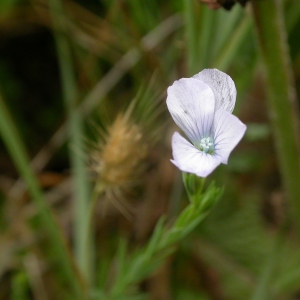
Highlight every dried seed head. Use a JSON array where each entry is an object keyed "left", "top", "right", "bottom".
[
  {"left": 90, "top": 75, "right": 163, "bottom": 216},
  {"left": 100, "top": 114, "right": 146, "bottom": 186},
  {"left": 90, "top": 113, "right": 147, "bottom": 215}
]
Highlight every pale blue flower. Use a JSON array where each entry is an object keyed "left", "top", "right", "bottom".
[{"left": 167, "top": 69, "right": 247, "bottom": 177}]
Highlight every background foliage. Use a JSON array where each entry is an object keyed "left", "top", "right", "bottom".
[{"left": 0, "top": 0, "right": 300, "bottom": 299}]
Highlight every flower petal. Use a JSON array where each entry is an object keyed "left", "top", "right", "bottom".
[
  {"left": 193, "top": 69, "right": 236, "bottom": 113},
  {"left": 213, "top": 109, "right": 247, "bottom": 164},
  {"left": 167, "top": 78, "right": 215, "bottom": 142},
  {"left": 171, "top": 132, "right": 223, "bottom": 177}
]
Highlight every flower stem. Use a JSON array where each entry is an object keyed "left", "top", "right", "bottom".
[
  {"left": 109, "top": 182, "right": 220, "bottom": 298},
  {"left": 252, "top": 0, "right": 300, "bottom": 234}
]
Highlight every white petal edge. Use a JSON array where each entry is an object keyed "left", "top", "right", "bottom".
[
  {"left": 171, "top": 132, "right": 223, "bottom": 177},
  {"left": 213, "top": 109, "right": 247, "bottom": 164},
  {"left": 167, "top": 78, "right": 215, "bottom": 142},
  {"left": 193, "top": 69, "right": 236, "bottom": 113}
]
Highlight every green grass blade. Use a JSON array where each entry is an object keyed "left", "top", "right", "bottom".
[
  {"left": 214, "top": 16, "right": 252, "bottom": 71},
  {"left": 286, "top": 0, "right": 300, "bottom": 31},
  {"left": 48, "top": 0, "right": 92, "bottom": 286},
  {"left": 198, "top": 5, "right": 216, "bottom": 69},
  {"left": 0, "top": 91, "right": 85, "bottom": 299},
  {"left": 252, "top": 0, "right": 300, "bottom": 234},
  {"left": 211, "top": 6, "right": 243, "bottom": 60},
  {"left": 183, "top": 0, "right": 199, "bottom": 75}
]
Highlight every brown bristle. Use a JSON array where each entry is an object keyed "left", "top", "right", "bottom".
[{"left": 90, "top": 113, "right": 147, "bottom": 216}]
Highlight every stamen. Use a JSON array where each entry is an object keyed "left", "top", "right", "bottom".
[{"left": 198, "top": 137, "right": 214, "bottom": 154}]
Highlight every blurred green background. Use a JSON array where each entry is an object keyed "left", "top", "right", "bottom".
[{"left": 1, "top": 0, "right": 300, "bottom": 299}]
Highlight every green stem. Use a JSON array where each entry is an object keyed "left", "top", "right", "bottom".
[
  {"left": 11, "top": 272, "right": 28, "bottom": 300},
  {"left": 82, "top": 184, "right": 106, "bottom": 284},
  {"left": 252, "top": 0, "right": 300, "bottom": 235},
  {"left": 214, "top": 16, "right": 252, "bottom": 71},
  {"left": 48, "top": 0, "right": 91, "bottom": 284},
  {"left": 212, "top": 6, "right": 243, "bottom": 61},
  {"left": 109, "top": 182, "right": 220, "bottom": 297},
  {"left": 286, "top": 0, "right": 300, "bottom": 31},
  {"left": 0, "top": 92, "right": 84, "bottom": 299},
  {"left": 183, "top": 0, "right": 199, "bottom": 75},
  {"left": 199, "top": 5, "right": 215, "bottom": 69}
]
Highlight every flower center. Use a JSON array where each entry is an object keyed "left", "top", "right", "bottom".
[{"left": 198, "top": 137, "right": 214, "bottom": 154}]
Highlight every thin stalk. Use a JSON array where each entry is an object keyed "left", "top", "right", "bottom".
[
  {"left": 82, "top": 184, "right": 106, "bottom": 286},
  {"left": 212, "top": 6, "right": 242, "bottom": 60},
  {"left": 252, "top": 0, "right": 300, "bottom": 234},
  {"left": 48, "top": 0, "right": 91, "bottom": 284},
  {"left": 214, "top": 16, "right": 252, "bottom": 71},
  {"left": 0, "top": 92, "right": 84, "bottom": 298},
  {"left": 11, "top": 272, "right": 28, "bottom": 300},
  {"left": 167, "top": 171, "right": 184, "bottom": 220},
  {"left": 183, "top": 0, "right": 199, "bottom": 75},
  {"left": 109, "top": 182, "right": 220, "bottom": 298},
  {"left": 286, "top": 0, "right": 300, "bottom": 31},
  {"left": 199, "top": 5, "right": 215, "bottom": 69}
]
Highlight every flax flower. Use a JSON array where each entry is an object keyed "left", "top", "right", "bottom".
[{"left": 167, "top": 69, "right": 247, "bottom": 177}]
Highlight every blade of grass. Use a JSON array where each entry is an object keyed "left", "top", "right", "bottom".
[
  {"left": 48, "top": 0, "right": 91, "bottom": 285},
  {"left": 252, "top": 0, "right": 300, "bottom": 234},
  {"left": 199, "top": 5, "right": 216, "bottom": 69},
  {"left": 285, "top": 0, "right": 300, "bottom": 31},
  {"left": 214, "top": 15, "right": 253, "bottom": 71},
  {"left": 211, "top": 5, "right": 243, "bottom": 61},
  {"left": 183, "top": 0, "right": 199, "bottom": 75},
  {"left": 11, "top": 271, "right": 28, "bottom": 300},
  {"left": 127, "top": 0, "right": 159, "bottom": 33},
  {"left": 0, "top": 91, "right": 85, "bottom": 299}
]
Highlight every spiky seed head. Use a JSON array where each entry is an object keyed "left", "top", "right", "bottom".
[{"left": 91, "top": 113, "right": 147, "bottom": 203}]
